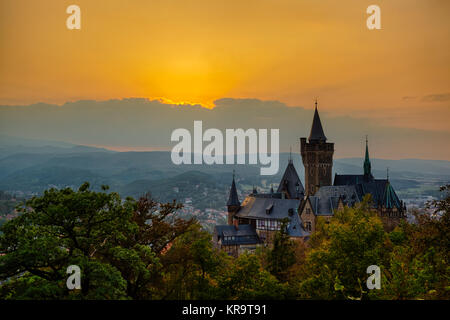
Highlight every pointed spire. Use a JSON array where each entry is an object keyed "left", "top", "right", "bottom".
[
  {"left": 363, "top": 135, "right": 373, "bottom": 180},
  {"left": 289, "top": 146, "right": 292, "bottom": 163},
  {"left": 308, "top": 99, "right": 327, "bottom": 142},
  {"left": 227, "top": 171, "right": 240, "bottom": 206},
  {"left": 383, "top": 172, "right": 401, "bottom": 209},
  {"left": 277, "top": 160, "right": 304, "bottom": 198},
  {"left": 383, "top": 177, "right": 395, "bottom": 209}
]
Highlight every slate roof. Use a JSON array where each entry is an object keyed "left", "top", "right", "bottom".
[
  {"left": 334, "top": 174, "right": 366, "bottom": 185},
  {"left": 214, "top": 224, "right": 261, "bottom": 246},
  {"left": 308, "top": 185, "right": 360, "bottom": 215},
  {"left": 235, "top": 196, "right": 308, "bottom": 237},
  {"left": 353, "top": 180, "right": 387, "bottom": 206},
  {"left": 356, "top": 179, "right": 402, "bottom": 209},
  {"left": 286, "top": 210, "right": 310, "bottom": 237},
  {"left": 276, "top": 161, "right": 304, "bottom": 198},
  {"left": 383, "top": 181, "right": 400, "bottom": 209},
  {"left": 334, "top": 175, "right": 402, "bottom": 209},
  {"left": 309, "top": 105, "right": 327, "bottom": 142},
  {"left": 252, "top": 192, "right": 283, "bottom": 199},
  {"left": 236, "top": 197, "right": 301, "bottom": 220}
]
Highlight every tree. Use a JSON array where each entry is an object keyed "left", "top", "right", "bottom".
[
  {"left": 112, "top": 194, "right": 195, "bottom": 299},
  {"left": 373, "top": 185, "right": 450, "bottom": 299},
  {"left": 298, "top": 196, "right": 389, "bottom": 299},
  {"left": 0, "top": 183, "right": 132, "bottom": 299},
  {"left": 155, "top": 223, "right": 231, "bottom": 299},
  {"left": 266, "top": 218, "right": 297, "bottom": 282},
  {"left": 217, "top": 253, "right": 288, "bottom": 299},
  {"left": 0, "top": 183, "right": 194, "bottom": 299}
]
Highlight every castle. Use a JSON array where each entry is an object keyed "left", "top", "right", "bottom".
[{"left": 213, "top": 102, "right": 407, "bottom": 257}]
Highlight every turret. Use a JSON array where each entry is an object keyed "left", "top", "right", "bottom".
[{"left": 226, "top": 171, "right": 240, "bottom": 225}]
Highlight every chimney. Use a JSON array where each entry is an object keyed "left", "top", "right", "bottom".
[{"left": 233, "top": 218, "right": 239, "bottom": 230}]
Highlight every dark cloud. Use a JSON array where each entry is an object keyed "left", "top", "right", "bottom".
[
  {"left": 0, "top": 98, "right": 449, "bottom": 159},
  {"left": 422, "top": 93, "right": 450, "bottom": 102}
]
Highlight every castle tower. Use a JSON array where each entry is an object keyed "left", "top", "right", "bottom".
[
  {"left": 300, "top": 101, "right": 334, "bottom": 195},
  {"left": 226, "top": 171, "right": 240, "bottom": 225}
]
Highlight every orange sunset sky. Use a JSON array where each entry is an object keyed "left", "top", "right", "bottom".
[{"left": 0, "top": 0, "right": 449, "bottom": 133}]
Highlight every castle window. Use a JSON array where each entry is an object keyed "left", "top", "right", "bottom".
[
  {"left": 306, "top": 208, "right": 311, "bottom": 214},
  {"left": 306, "top": 221, "right": 312, "bottom": 231}
]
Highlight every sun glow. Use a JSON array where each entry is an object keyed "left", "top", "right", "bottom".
[
  {"left": 0, "top": 0, "right": 449, "bottom": 132},
  {"left": 155, "top": 97, "right": 214, "bottom": 109}
]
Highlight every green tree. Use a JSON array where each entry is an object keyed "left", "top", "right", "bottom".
[
  {"left": 266, "top": 218, "right": 297, "bottom": 282},
  {"left": 0, "top": 183, "right": 132, "bottom": 299},
  {"left": 114, "top": 194, "right": 194, "bottom": 299},
  {"left": 299, "top": 196, "right": 389, "bottom": 299},
  {"left": 0, "top": 183, "right": 194, "bottom": 299},
  {"left": 217, "top": 253, "right": 288, "bottom": 299},
  {"left": 374, "top": 185, "right": 450, "bottom": 299},
  {"left": 156, "top": 223, "right": 230, "bottom": 299}
]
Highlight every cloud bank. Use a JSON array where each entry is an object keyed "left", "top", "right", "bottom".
[{"left": 0, "top": 98, "right": 449, "bottom": 160}]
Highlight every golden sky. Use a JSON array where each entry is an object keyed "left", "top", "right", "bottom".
[{"left": 0, "top": 0, "right": 449, "bottom": 132}]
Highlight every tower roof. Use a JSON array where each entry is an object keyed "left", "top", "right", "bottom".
[
  {"left": 334, "top": 175, "right": 402, "bottom": 210},
  {"left": 227, "top": 173, "right": 240, "bottom": 206},
  {"left": 363, "top": 136, "right": 373, "bottom": 181},
  {"left": 308, "top": 101, "right": 327, "bottom": 142},
  {"left": 277, "top": 161, "right": 304, "bottom": 198},
  {"left": 383, "top": 180, "right": 399, "bottom": 209}
]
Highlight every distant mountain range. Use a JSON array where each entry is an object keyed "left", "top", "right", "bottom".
[
  {"left": 0, "top": 136, "right": 449, "bottom": 209},
  {"left": 0, "top": 134, "right": 113, "bottom": 158}
]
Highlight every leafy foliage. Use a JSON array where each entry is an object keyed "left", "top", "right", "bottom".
[{"left": 0, "top": 183, "right": 448, "bottom": 300}]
